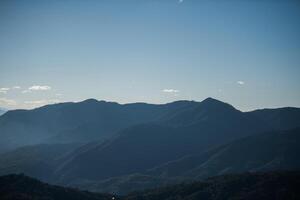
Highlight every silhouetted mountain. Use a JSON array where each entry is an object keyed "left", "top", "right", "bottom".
[
  {"left": 125, "top": 171, "right": 300, "bottom": 200},
  {"left": 52, "top": 99, "right": 300, "bottom": 184},
  {"left": 148, "top": 127, "right": 300, "bottom": 179},
  {"left": 1, "top": 98, "right": 299, "bottom": 152},
  {"left": 0, "top": 174, "right": 114, "bottom": 200},
  {"left": 70, "top": 173, "right": 175, "bottom": 195},
  {"left": 1, "top": 171, "right": 299, "bottom": 200},
  {"left": 0, "top": 143, "right": 80, "bottom": 182},
  {"left": 0, "top": 98, "right": 300, "bottom": 194},
  {"left": 248, "top": 107, "right": 300, "bottom": 131},
  {"left": 66, "top": 127, "right": 300, "bottom": 194},
  {"left": 0, "top": 99, "right": 198, "bottom": 151}
]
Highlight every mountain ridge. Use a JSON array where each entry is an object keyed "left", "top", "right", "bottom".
[
  {"left": 0, "top": 97, "right": 300, "bottom": 194},
  {"left": 1, "top": 171, "right": 299, "bottom": 200}
]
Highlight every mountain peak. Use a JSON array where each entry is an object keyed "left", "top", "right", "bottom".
[
  {"left": 202, "top": 97, "right": 222, "bottom": 103},
  {"left": 200, "top": 97, "right": 237, "bottom": 111},
  {"left": 81, "top": 98, "right": 99, "bottom": 104}
]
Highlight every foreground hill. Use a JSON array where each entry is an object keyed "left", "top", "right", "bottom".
[
  {"left": 0, "top": 171, "right": 299, "bottom": 200},
  {"left": 125, "top": 171, "right": 300, "bottom": 200},
  {"left": 0, "top": 174, "right": 114, "bottom": 200}
]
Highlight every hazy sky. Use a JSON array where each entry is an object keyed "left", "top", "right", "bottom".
[{"left": 0, "top": 0, "right": 300, "bottom": 111}]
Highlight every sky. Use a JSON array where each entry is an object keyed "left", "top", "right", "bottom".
[{"left": 0, "top": 0, "right": 300, "bottom": 111}]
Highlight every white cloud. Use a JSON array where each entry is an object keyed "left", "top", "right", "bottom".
[
  {"left": 0, "top": 88, "right": 10, "bottom": 94},
  {"left": 237, "top": 81, "right": 245, "bottom": 85},
  {"left": 162, "top": 89, "right": 180, "bottom": 93},
  {"left": 29, "top": 85, "right": 51, "bottom": 91},
  {"left": 0, "top": 98, "right": 17, "bottom": 106},
  {"left": 55, "top": 93, "right": 63, "bottom": 96},
  {"left": 13, "top": 86, "right": 21, "bottom": 89}
]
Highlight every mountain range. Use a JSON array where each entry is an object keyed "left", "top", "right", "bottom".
[
  {"left": 1, "top": 171, "right": 299, "bottom": 200},
  {"left": 0, "top": 97, "right": 299, "bottom": 194}
]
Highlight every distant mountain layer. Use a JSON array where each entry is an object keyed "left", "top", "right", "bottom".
[
  {"left": 0, "top": 99, "right": 199, "bottom": 151},
  {"left": 1, "top": 171, "right": 299, "bottom": 200},
  {"left": 0, "top": 98, "right": 300, "bottom": 194},
  {"left": 1, "top": 98, "right": 300, "bottom": 151}
]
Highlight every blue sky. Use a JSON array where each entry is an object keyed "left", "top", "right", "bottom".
[{"left": 0, "top": 0, "right": 300, "bottom": 111}]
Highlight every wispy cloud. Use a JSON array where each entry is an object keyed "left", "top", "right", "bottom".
[
  {"left": 49, "top": 99, "right": 60, "bottom": 103},
  {"left": 22, "top": 90, "right": 31, "bottom": 94},
  {"left": 0, "top": 98, "right": 17, "bottom": 106},
  {"left": 13, "top": 86, "right": 21, "bottom": 89},
  {"left": 24, "top": 100, "right": 47, "bottom": 104},
  {"left": 178, "top": 0, "right": 184, "bottom": 3},
  {"left": 237, "top": 81, "right": 245, "bottom": 85},
  {"left": 162, "top": 89, "right": 180, "bottom": 93},
  {"left": 29, "top": 85, "right": 51, "bottom": 91},
  {"left": 0, "top": 88, "right": 10, "bottom": 94},
  {"left": 24, "top": 99, "right": 60, "bottom": 105}
]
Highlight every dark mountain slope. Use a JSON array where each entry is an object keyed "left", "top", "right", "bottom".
[
  {"left": 0, "top": 174, "right": 114, "bottom": 200},
  {"left": 162, "top": 97, "right": 270, "bottom": 144},
  {"left": 1, "top": 171, "right": 299, "bottom": 200},
  {"left": 0, "top": 143, "right": 80, "bottom": 182},
  {"left": 248, "top": 107, "right": 300, "bottom": 131},
  {"left": 148, "top": 127, "right": 300, "bottom": 180},
  {"left": 53, "top": 98, "right": 272, "bottom": 183},
  {"left": 67, "top": 127, "right": 300, "bottom": 194},
  {"left": 125, "top": 171, "right": 300, "bottom": 200}
]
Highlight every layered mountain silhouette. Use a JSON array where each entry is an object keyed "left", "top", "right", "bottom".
[
  {"left": 0, "top": 174, "right": 114, "bottom": 200},
  {"left": 0, "top": 143, "right": 80, "bottom": 182},
  {"left": 0, "top": 98, "right": 299, "bottom": 194},
  {"left": 2, "top": 97, "right": 299, "bottom": 152},
  {"left": 1, "top": 171, "right": 299, "bottom": 200},
  {"left": 50, "top": 99, "right": 300, "bottom": 185},
  {"left": 0, "top": 99, "right": 198, "bottom": 151},
  {"left": 125, "top": 171, "right": 300, "bottom": 200},
  {"left": 65, "top": 127, "right": 300, "bottom": 194},
  {"left": 148, "top": 127, "right": 300, "bottom": 178}
]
